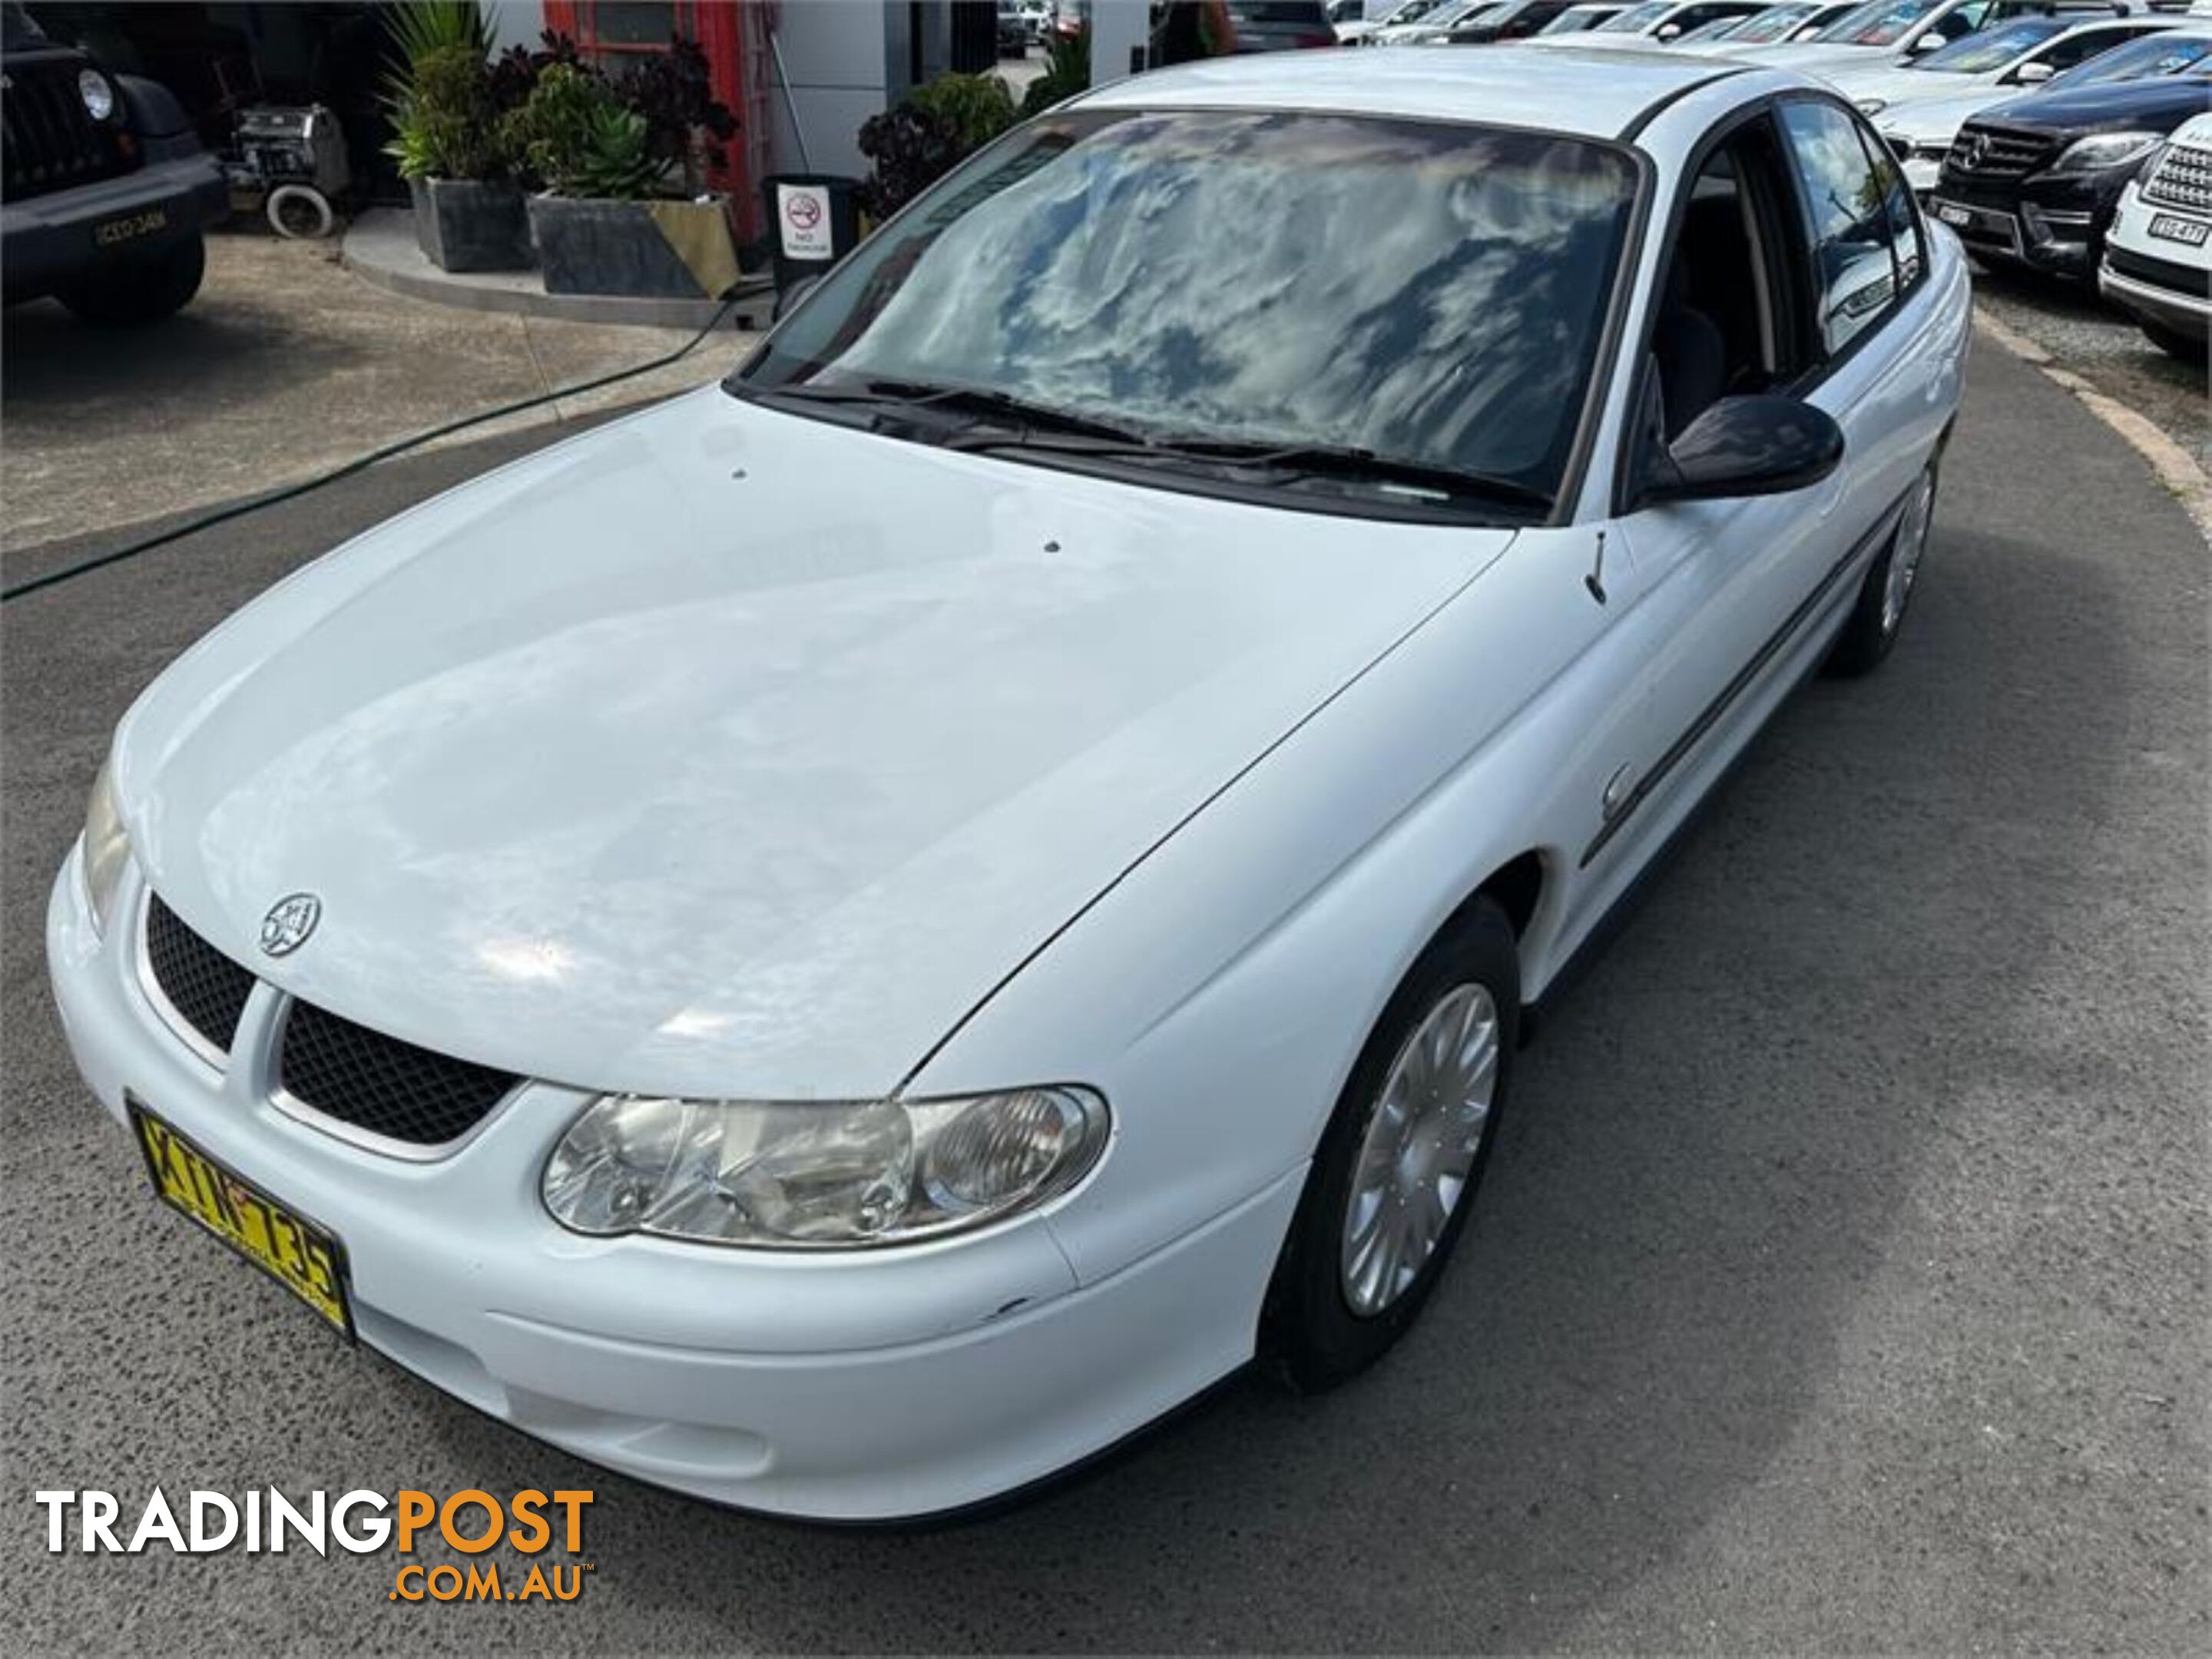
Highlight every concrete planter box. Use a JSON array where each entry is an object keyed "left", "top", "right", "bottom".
[
  {"left": 409, "top": 177, "right": 532, "bottom": 273},
  {"left": 528, "top": 194, "right": 737, "bottom": 299}
]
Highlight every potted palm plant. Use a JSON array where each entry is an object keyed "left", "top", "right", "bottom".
[
  {"left": 384, "top": 5, "right": 529, "bottom": 272},
  {"left": 502, "top": 44, "right": 739, "bottom": 299}
]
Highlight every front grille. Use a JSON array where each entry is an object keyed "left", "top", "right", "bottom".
[
  {"left": 143, "top": 895, "right": 257, "bottom": 1057},
  {"left": 2107, "top": 243, "right": 2212, "bottom": 299},
  {"left": 2144, "top": 142, "right": 2212, "bottom": 214},
  {"left": 278, "top": 1001, "right": 519, "bottom": 1149},
  {"left": 1944, "top": 124, "right": 2059, "bottom": 183},
  {"left": 1, "top": 58, "right": 137, "bottom": 204}
]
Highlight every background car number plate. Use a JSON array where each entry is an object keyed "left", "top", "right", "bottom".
[
  {"left": 2147, "top": 214, "right": 2210, "bottom": 247},
  {"left": 129, "top": 1100, "right": 353, "bottom": 1336},
  {"left": 1935, "top": 203, "right": 1971, "bottom": 227},
  {"left": 93, "top": 207, "right": 167, "bottom": 247}
]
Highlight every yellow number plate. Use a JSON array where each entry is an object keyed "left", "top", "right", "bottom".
[
  {"left": 93, "top": 208, "right": 167, "bottom": 247},
  {"left": 129, "top": 1101, "right": 353, "bottom": 1337}
]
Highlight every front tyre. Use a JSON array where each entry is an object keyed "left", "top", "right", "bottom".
[
  {"left": 1260, "top": 899, "right": 1519, "bottom": 1393},
  {"left": 58, "top": 232, "right": 206, "bottom": 326},
  {"left": 1826, "top": 461, "right": 1937, "bottom": 679},
  {"left": 2137, "top": 318, "right": 2208, "bottom": 364}
]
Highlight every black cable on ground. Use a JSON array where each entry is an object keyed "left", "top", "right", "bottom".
[{"left": 1, "top": 290, "right": 743, "bottom": 605}]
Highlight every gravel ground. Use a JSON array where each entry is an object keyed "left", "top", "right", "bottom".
[{"left": 0, "top": 327, "right": 2205, "bottom": 1651}]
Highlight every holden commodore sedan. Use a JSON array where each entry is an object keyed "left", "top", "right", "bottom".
[{"left": 48, "top": 45, "right": 1968, "bottom": 1521}]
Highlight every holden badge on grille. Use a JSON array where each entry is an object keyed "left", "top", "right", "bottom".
[{"left": 259, "top": 892, "right": 322, "bottom": 956}]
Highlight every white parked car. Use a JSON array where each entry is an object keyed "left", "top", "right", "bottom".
[
  {"left": 1367, "top": 0, "right": 1505, "bottom": 41},
  {"left": 1376, "top": 0, "right": 1509, "bottom": 40},
  {"left": 1530, "top": 0, "right": 1775, "bottom": 46},
  {"left": 1334, "top": 0, "right": 1451, "bottom": 39},
  {"left": 1832, "top": 14, "right": 2180, "bottom": 118},
  {"left": 2101, "top": 109, "right": 2212, "bottom": 355},
  {"left": 1534, "top": 0, "right": 1638, "bottom": 29},
  {"left": 1671, "top": 0, "right": 1859, "bottom": 45},
  {"left": 1734, "top": 0, "right": 2134, "bottom": 72},
  {"left": 48, "top": 44, "right": 1970, "bottom": 1522},
  {"left": 1872, "top": 21, "right": 2208, "bottom": 191}
]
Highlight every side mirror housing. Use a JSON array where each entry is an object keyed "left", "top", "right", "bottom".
[
  {"left": 1641, "top": 395, "right": 1846, "bottom": 505},
  {"left": 1908, "top": 31, "right": 1945, "bottom": 53},
  {"left": 1655, "top": 22, "right": 1682, "bottom": 38},
  {"left": 2010, "top": 59, "right": 2056, "bottom": 84}
]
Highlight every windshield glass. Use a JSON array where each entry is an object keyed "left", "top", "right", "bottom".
[
  {"left": 2, "top": 0, "right": 48, "bottom": 46},
  {"left": 1815, "top": 0, "right": 1942, "bottom": 47},
  {"left": 1726, "top": 3, "right": 1823, "bottom": 41},
  {"left": 1382, "top": 0, "right": 1449, "bottom": 22},
  {"left": 1539, "top": 4, "right": 1619, "bottom": 29},
  {"left": 2055, "top": 30, "right": 2212, "bottom": 84},
  {"left": 1595, "top": 1, "right": 1672, "bottom": 31},
  {"left": 1910, "top": 15, "right": 2065, "bottom": 70},
  {"left": 733, "top": 110, "right": 1641, "bottom": 513},
  {"left": 1428, "top": 0, "right": 1496, "bottom": 25}
]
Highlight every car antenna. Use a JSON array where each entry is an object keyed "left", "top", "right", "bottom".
[{"left": 1585, "top": 529, "right": 1608, "bottom": 605}]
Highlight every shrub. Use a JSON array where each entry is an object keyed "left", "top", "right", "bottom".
[
  {"left": 385, "top": 41, "right": 504, "bottom": 181},
  {"left": 613, "top": 36, "right": 737, "bottom": 195},
  {"left": 858, "top": 72, "right": 1019, "bottom": 220},
  {"left": 909, "top": 71, "right": 1017, "bottom": 151},
  {"left": 1021, "top": 25, "right": 1088, "bottom": 119},
  {"left": 501, "top": 63, "right": 659, "bottom": 199}
]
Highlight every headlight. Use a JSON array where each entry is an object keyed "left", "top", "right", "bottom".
[
  {"left": 1856, "top": 97, "right": 1889, "bottom": 116},
  {"left": 77, "top": 68, "right": 115, "bottom": 122},
  {"left": 542, "top": 1086, "right": 1108, "bottom": 1248},
  {"left": 2046, "top": 131, "right": 2161, "bottom": 177},
  {"left": 80, "top": 757, "right": 131, "bottom": 937}
]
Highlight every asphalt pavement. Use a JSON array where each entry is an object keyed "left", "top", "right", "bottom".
[{"left": 1, "top": 336, "right": 2205, "bottom": 1652}]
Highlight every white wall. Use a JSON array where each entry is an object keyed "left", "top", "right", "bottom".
[
  {"left": 764, "top": 0, "right": 903, "bottom": 180},
  {"left": 483, "top": 0, "right": 542, "bottom": 55}
]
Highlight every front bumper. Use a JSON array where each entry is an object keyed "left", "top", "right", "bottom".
[
  {"left": 2, "top": 150, "right": 227, "bottom": 301},
  {"left": 2099, "top": 256, "right": 2212, "bottom": 342},
  {"left": 1929, "top": 169, "right": 2123, "bottom": 281},
  {"left": 48, "top": 850, "right": 1299, "bottom": 1520}
]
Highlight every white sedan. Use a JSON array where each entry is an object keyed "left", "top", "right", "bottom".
[
  {"left": 1830, "top": 13, "right": 2180, "bottom": 120},
  {"left": 48, "top": 44, "right": 1969, "bottom": 1522}
]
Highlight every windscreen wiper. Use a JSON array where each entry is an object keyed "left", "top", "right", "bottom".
[
  {"left": 1145, "top": 439, "right": 1556, "bottom": 512},
  {"left": 752, "top": 376, "right": 1162, "bottom": 447},
  {"left": 953, "top": 427, "right": 1554, "bottom": 513}
]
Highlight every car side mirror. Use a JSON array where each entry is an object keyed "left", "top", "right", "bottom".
[
  {"left": 1655, "top": 22, "right": 1682, "bottom": 38},
  {"left": 1641, "top": 396, "right": 1846, "bottom": 504},
  {"left": 2009, "top": 59, "right": 2055, "bottom": 84},
  {"left": 1908, "top": 31, "right": 1944, "bottom": 52}
]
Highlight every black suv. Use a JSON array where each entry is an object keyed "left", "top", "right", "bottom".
[
  {"left": 1929, "top": 50, "right": 2212, "bottom": 282},
  {"left": 2, "top": 2, "right": 227, "bottom": 323}
]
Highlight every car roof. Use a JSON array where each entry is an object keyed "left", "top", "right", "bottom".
[{"left": 1075, "top": 40, "right": 1750, "bottom": 138}]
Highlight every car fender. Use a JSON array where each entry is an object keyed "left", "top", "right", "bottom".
[{"left": 910, "top": 523, "right": 1668, "bottom": 1286}]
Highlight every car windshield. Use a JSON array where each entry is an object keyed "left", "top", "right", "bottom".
[
  {"left": 733, "top": 109, "right": 1641, "bottom": 516},
  {"left": 2, "top": 0, "right": 47, "bottom": 46},
  {"left": 1428, "top": 0, "right": 1496, "bottom": 25},
  {"left": 1815, "top": 0, "right": 1942, "bottom": 47},
  {"left": 1725, "top": 2, "right": 1822, "bottom": 40},
  {"left": 2055, "top": 30, "right": 2212, "bottom": 84},
  {"left": 1909, "top": 15, "right": 2066, "bottom": 70},
  {"left": 1539, "top": 4, "right": 1623, "bottom": 29},
  {"left": 1596, "top": 1, "right": 1674, "bottom": 31},
  {"left": 1381, "top": 0, "right": 1449, "bottom": 22}
]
